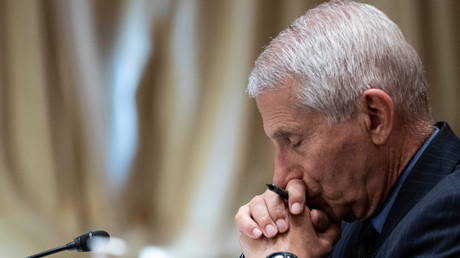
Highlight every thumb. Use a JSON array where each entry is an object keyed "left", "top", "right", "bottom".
[{"left": 289, "top": 207, "right": 317, "bottom": 235}]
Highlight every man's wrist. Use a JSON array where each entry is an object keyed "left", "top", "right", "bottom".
[
  {"left": 266, "top": 252, "right": 298, "bottom": 258},
  {"left": 239, "top": 252, "right": 298, "bottom": 258}
]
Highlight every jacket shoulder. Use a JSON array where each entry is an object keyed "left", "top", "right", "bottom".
[{"left": 377, "top": 164, "right": 460, "bottom": 257}]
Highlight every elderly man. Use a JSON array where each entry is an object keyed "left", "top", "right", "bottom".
[{"left": 235, "top": 1, "right": 460, "bottom": 258}]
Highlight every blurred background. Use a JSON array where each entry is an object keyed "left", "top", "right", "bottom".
[{"left": 0, "top": 0, "right": 458, "bottom": 257}]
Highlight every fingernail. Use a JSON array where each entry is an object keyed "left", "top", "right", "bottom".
[
  {"left": 276, "top": 219, "right": 288, "bottom": 232},
  {"left": 252, "top": 228, "right": 262, "bottom": 238},
  {"left": 265, "top": 224, "right": 277, "bottom": 237},
  {"left": 291, "top": 203, "right": 302, "bottom": 214}
]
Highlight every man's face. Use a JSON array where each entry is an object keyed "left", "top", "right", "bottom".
[{"left": 256, "top": 83, "right": 380, "bottom": 222}]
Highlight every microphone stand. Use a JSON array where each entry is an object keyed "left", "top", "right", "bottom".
[
  {"left": 26, "top": 242, "right": 76, "bottom": 258},
  {"left": 26, "top": 230, "right": 109, "bottom": 258}
]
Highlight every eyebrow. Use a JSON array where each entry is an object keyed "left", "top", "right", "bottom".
[{"left": 271, "top": 129, "right": 300, "bottom": 139}]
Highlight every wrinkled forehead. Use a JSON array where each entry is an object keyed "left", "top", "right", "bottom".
[
  {"left": 255, "top": 84, "right": 323, "bottom": 138},
  {"left": 255, "top": 80, "right": 298, "bottom": 113},
  {"left": 254, "top": 76, "right": 313, "bottom": 114}
]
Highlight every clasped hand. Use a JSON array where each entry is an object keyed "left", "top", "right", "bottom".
[{"left": 235, "top": 179, "right": 341, "bottom": 258}]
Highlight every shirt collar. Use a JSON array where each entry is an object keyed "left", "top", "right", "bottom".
[{"left": 370, "top": 127, "right": 440, "bottom": 233}]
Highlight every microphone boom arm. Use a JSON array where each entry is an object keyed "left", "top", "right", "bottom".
[
  {"left": 26, "top": 243, "right": 74, "bottom": 258},
  {"left": 26, "top": 230, "right": 110, "bottom": 258}
]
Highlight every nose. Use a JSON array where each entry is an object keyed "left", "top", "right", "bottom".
[{"left": 272, "top": 150, "right": 290, "bottom": 188}]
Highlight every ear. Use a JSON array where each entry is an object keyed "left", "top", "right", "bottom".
[{"left": 361, "top": 89, "right": 394, "bottom": 145}]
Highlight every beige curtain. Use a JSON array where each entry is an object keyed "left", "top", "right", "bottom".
[{"left": 0, "top": 0, "right": 458, "bottom": 257}]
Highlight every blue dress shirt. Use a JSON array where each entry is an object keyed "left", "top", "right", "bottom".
[{"left": 370, "top": 127, "right": 440, "bottom": 233}]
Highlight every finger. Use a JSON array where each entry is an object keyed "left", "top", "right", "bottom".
[
  {"left": 249, "top": 195, "right": 278, "bottom": 238},
  {"left": 286, "top": 179, "right": 307, "bottom": 215},
  {"left": 310, "top": 209, "right": 330, "bottom": 232},
  {"left": 318, "top": 221, "right": 341, "bottom": 251},
  {"left": 264, "top": 189, "right": 290, "bottom": 233},
  {"left": 235, "top": 204, "right": 263, "bottom": 239},
  {"left": 289, "top": 206, "right": 315, "bottom": 234}
]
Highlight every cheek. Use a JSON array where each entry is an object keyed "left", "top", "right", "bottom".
[
  {"left": 303, "top": 135, "right": 368, "bottom": 197},
  {"left": 294, "top": 145, "right": 337, "bottom": 197},
  {"left": 299, "top": 143, "right": 343, "bottom": 181}
]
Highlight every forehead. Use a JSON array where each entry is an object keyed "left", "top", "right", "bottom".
[{"left": 255, "top": 84, "right": 320, "bottom": 137}]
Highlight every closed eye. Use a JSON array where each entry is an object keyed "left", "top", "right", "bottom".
[
  {"left": 292, "top": 139, "right": 302, "bottom": 148},
  {"left": 286, "top": 136, "right": 303, "bottom": 149},
  {"left": 270, "top": 129, "right": 304, "bottom": 149}
]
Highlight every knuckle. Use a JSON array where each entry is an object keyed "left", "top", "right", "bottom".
[
  {"left": 288, "top": 178, "right": 304, "bottom": 188},
  {"left": 267, "top": 197, "right": 286, "bottom": 210},
  {"left": 235, "top": 206, "right": 245, "bottom": 218},
  {"left": 234, "top": 205, "right": 250, "bottom": 223},
  {"left": 251, "top": 194, "right": 263, "bottom": 204},
  {"left": 274, "top": 206, "right": 288, "bottom": 218},
  {"left": 322, "top": 240, "right": 333, "bottom": 253},
  {"left": 288, "top": 186, "right": 305, "bottom": 198},
  {"left": 255, "top": 194, "right": 265, "bottom": 201},
  {"left": 234, "top": 212, "right": 241, "bottom": 222},
  {"left": 258, "top": 214, "right": 272, "bottom": 224}
]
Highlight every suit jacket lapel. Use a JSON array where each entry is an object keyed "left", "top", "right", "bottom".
[{"left": 377, "top": 122, "right": 460, "bottom": 246}]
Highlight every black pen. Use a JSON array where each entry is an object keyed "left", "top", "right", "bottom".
[
  {"left": 267, "top": 183, "right": 313, "bottom": 208},
  {"left": 266, "top": 183, "right": 289, "bottom": 200}
]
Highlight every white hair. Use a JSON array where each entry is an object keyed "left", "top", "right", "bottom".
[{"left": 248, "top": 0, "right": 431, "bottom": 123}]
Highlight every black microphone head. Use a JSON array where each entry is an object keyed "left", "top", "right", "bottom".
[{"left": 72, "top": 230, "right": 110, "bottom": 252}]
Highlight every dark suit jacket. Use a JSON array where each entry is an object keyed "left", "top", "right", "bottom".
[{"left": 331, "top": 122, "right": 460, "bottom": 258}]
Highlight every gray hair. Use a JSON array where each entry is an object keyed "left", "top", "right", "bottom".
[{"left": 248, "top": 0, "right": 431, "bottom": 123}]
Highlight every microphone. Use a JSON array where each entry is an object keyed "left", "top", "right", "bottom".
[{"left": 27, "top": 230, "right": 110, "bottom": 258}]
